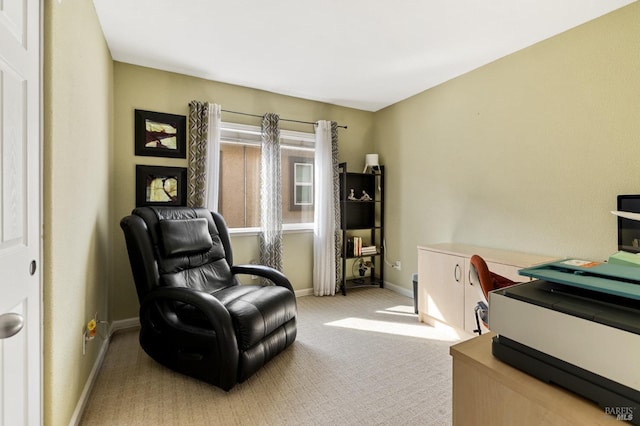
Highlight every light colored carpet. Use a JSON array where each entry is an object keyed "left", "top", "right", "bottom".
[{"left": 80, "top": 288, "right": 461, "bottom": 425}]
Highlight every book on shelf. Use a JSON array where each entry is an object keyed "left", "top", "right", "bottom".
[
  {"left": 344, "top": 237, "right": 359, "bottom": 256},
  {"left": 361, "top": 245, "right": 377, "bottom": 255},
  {"left": 354, "top": 237, "right": 362, "bottom": 256},
  {"left": 345, "top": 237, "right": 378, "bottom": 257}
]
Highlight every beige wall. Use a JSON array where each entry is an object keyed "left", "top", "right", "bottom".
[
  {"left": 42, "top": 2, "right": 640, "bottom": 424},
  {"left": 111, "top": 63, "right": 376, "bottom": 320},
  {"left": 375, "top": 2, "right": 640, "bottom": 291},
  {"left": 43, "top": 1, "right": 113, "bottom": 425}
]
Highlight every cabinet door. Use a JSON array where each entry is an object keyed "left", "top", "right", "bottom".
[{"left": 420, "top": 250, "right": 465, "bottom": 330}]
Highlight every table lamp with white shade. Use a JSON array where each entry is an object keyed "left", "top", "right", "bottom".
[{"left": 363, "top": 154, "right": 380, "bottom": 174}]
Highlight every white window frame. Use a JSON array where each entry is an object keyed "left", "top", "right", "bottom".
[
  {"left": 293, "top": 162, "right": 313, "bottom": 206},
  {"left": 220, "top": 122, "right": 316, "bottom": 234}
]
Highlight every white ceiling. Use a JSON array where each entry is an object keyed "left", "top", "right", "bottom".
[{"left": 92, "top": 0, "right": 635, "bottom": 112}]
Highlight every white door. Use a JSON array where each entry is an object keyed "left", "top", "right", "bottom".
[{"left": 0, "top": 0, "right": 41, "bottom": 425}]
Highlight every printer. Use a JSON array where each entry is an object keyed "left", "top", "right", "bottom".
[{"left": 489, "top": 259, "right": 640, "bottom": 424}]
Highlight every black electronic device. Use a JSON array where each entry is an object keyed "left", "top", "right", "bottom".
[{"left": 617, "top": 194, "right": 640, "bottom": 253}]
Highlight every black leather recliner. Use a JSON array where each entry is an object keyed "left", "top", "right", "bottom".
[{"left": 120, "top": 206, "right": 297, "bottom": 391}]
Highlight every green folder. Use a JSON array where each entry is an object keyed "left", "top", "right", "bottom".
[
  {"left": 608, "top": 251, "right": 640, "bottom": 267},
  {"left": 518, "top": 258, "right": 640, "bottom": 300}
]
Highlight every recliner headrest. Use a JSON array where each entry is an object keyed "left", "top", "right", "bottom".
[{"left": 159, "top": 218, "right": 213, "bottom": 256}]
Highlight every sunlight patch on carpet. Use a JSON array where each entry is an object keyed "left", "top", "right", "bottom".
[
  {"left": 324, "top": 317, "right": 460, "bottom": 341},
  {"left": 375, "top": 304, "right": 418, "bottom": 318}
]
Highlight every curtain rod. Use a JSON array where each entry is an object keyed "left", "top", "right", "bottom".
[{"left": 221, "top": 109, "right": 347, "bottom": 129}]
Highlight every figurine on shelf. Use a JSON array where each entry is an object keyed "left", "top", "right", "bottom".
[
  {"left": 348, "top": 188, "right": 357, "bottom": 200},
  {"left": 359, "top": 190, "right": 372, "bottom": 201}
]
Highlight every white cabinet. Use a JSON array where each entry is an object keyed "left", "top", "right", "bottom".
[
  {"left": 419, "top": 251, "right": 465, "bottom": 329},
  {"left": 417, "top": 243, "right": 557, "bottom": 336}
]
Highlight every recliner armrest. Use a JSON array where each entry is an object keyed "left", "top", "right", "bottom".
[
  {"left": 141, "top": 287, "right": 237, "bottom": 348},
  {"left": 231, "top": 264, "right": 294, "bottom": 293}
]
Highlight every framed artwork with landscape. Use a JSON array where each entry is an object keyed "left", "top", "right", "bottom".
[
  {"left": 134, "top": 109, "right": 186, "bottom": 158},
  {"left": 135, "top": 165, "right": 187, "bottom": 207}
]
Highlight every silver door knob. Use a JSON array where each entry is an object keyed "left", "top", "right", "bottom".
[{"left": 0, "top": 313, "right": 24, "bottom": 339}]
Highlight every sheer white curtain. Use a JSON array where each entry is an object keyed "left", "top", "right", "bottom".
[
  {"left": 313, "top": 120, "right": 340, "bottom": 296},
  {"left": 205, "top": 103, "right": 221, "bottom": 211}
]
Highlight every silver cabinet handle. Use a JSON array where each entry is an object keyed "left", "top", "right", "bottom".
[{"left": 0, "top": 313, "right": 24, "bottom": 339}]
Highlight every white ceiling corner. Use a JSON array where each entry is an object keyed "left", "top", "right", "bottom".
[{"left": 92, "top": 0, "right": 636, "bottom": 112}]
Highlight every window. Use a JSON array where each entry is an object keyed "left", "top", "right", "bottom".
[
  {"left": 290, "top": 157, "right": 314, "bottom": 209},
  {"left": 218, "top": 123, "right": 315, "bottom": 231}
]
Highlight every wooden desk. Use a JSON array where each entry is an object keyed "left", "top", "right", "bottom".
[{"left": 450, "top": 333, "right": 619, "bottom": 425}]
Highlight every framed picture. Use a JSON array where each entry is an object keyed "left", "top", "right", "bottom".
[
  {"left": 135, "top": 165, "right": 187, "bottom": 207},
  {"left": 134, "top": 109, "right": 186, "bottom": 158}
]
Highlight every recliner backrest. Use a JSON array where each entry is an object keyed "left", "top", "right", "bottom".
[{"left": 125, "top": 206, "right": 238, "bottom": 299}]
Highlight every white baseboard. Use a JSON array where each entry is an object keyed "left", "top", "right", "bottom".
[
  {"left": 110, "top": 317, "right": 140, "bottom": 334},
  {"left": 294, "top": 287, "right": 314, "bottom": 297},
  {"left": 384, "top": 280, "right": 414, "bottom": 299},
  {"left": 69, "top": 318, "right": 140, "bottom": 426},
  {"left": 68, "top": 334, "right": 111, "bottom": 426},
  {"left": 295, "top": 282, "right": 413, "bottom": 298}
]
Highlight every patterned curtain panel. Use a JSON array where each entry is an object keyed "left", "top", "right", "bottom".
[
  {"left": 313, "top": 120, "right": 340, "bottom": 296},
  {"left": 331, "top": 122, "right": 341, "bottom": 289},
  {"left": 187, "top": 101, "right": 209, "bottom": 207},
  {"left": 259, "top": 113, "right": 283, "bottom": 273}
]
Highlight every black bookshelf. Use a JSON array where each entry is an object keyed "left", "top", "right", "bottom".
[{"left": 339, "top": 162, "right": 384, "bottom": 295}]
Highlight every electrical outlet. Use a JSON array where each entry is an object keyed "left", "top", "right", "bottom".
[
  {"left": 82, "top": 312, "right": 107, "bottom": 355},
  {"left": 83, "top": 317, "right": 96, "bottom": 355},
  {"left": 393, "top": 260, "right": 402, "bottom": 270}
]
